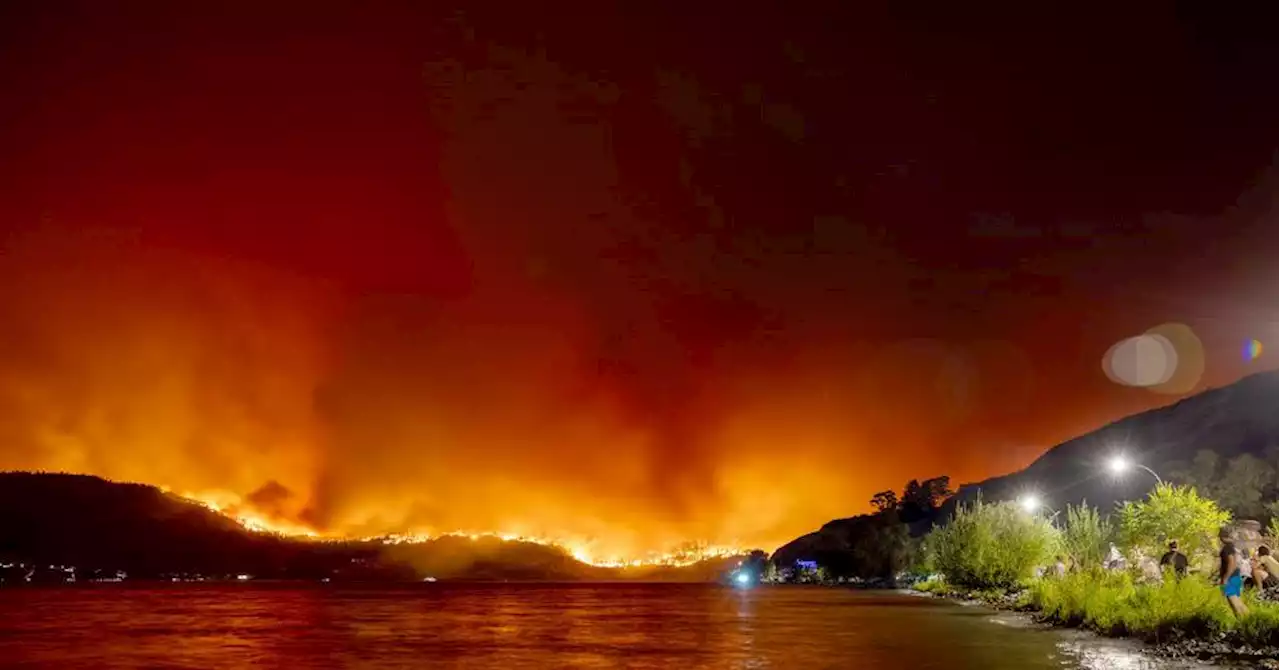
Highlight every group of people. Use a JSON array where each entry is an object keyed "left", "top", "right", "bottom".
[
  {"left": 1218, "top": 538, "right": 1278, "bottom": 616},
  {"left": 1158, "top": 536, "right": 1279, "bottom": 617}
]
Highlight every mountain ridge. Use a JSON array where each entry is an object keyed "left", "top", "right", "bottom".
[
  {"left": 772, "top": 370, "right": 1278, "bottom": 572},
  {"left": 0, "top": 471, "right": 744, "bottom": 582},
  {"left": 944, "top": 369, "right": 1278, "bottom": 515}
]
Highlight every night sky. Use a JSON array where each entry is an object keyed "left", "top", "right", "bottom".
[{"left": 0, "top": 2, "right": 1274, "bottom": 555}]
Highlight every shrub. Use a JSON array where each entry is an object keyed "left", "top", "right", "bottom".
[
  {"left": 925, "top": 497, "right": 1060, "bottom": 589},
  {"left": 1060, "top": 502, "right": 1112, "bottom": 572},
  {"left": 912, "top": 575, "right": 949, "bottom": 595},
  {"left": 1234, "top": 598, "right": 1280, "bottom": 648},
  {"left": 1117, "top": 484, "right": 1230, "bottom": 567},
  {"left": 1029, "top": 571, "right": 1236, "bottom": 641}
]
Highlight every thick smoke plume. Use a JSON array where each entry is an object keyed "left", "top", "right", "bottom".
[{"left": 0, "top": 5, "right": 1272, "bottom": 560}]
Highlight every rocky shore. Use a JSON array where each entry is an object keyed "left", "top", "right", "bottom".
[{"left": 910, "top": 585, "right": 1279, "bottom": 668}]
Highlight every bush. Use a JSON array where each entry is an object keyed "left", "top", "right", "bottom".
[
  {"left": 1117, "top": 484, "right": 1230, "bottom": 567},
  {"left": 1029, "top": 571, "right": 1236, "bottom": 641},
  {"left": 925, "top": 498, "right": 1060, "bottom": 589},
  {"left": 1234, "top": 598, "right": 1280, "bottom": 648},
  {"left": 1061, "top": 503, "right": 1111, "bottom": 572},
  {"left": 912, "top": 575, "right": 949, "bottom": 595}
]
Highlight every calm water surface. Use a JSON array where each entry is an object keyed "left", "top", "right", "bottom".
[{"left": 0, "top": 584, "right": 1204, "bottom": 669}]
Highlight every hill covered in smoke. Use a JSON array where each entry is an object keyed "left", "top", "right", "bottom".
[{"left": 0, "top": 472, "right": 743, "bottom": 582}]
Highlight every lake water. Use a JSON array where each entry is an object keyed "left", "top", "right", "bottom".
[{"left": 0, "top": 583, "right": 1205, "bottom": 669}]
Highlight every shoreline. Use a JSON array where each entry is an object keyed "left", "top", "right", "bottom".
[{"left": 902, "top": 585, "right": 1279, "bottom": 668}]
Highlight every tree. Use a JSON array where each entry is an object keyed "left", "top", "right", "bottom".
[
  {"left": 1168, "top": 451, "right": 1277, "bottom": 521},
  {"left": 900, "top": 476, "right": 953, "bottom": 523},
  {"left": 1117, "top": 483, "right": 1231, "bottom": 567},
  {"left": 1215, "top": 454, "right": 1277, "bottom": 520},
  {"left": 1060, "top": 502, "right": 1112, "bottom": 572},
  {"left": 1168, "top": 450, "right": 1219, "bottom": 491},
  {"left": 922, "top": 476, "right": 954, "bottom": 505},
  {"left": 870, "top": 490, "right": 899, "bottom": 513},
  {"left": 924, "top": 497, "right": 1060, "bottom": 588},
  {"left": 742, "top": 549, "right": 769, "bottom": 580}
]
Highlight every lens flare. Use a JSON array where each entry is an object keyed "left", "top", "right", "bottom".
[{"left": 1244, "top": 339, "right": 1264, "bottom": 361}]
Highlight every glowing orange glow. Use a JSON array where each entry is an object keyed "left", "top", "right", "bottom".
[
  {"left": 177, "top": 490, "right": 328, "bottom": 539},
  {"left": 175, "top": 490, "right": 744, "bottom": 567},
  {"left": 0, "top": 202, "right": 1262, "bottom": 568}
]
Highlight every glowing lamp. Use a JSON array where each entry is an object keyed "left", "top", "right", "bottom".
[
  {"left": 1107, "top": 456, "right": 1130, "bottom": 476},
  {"left": 735, "top": 572, "right": 751, "bottom": 586},
  {"left": 1019, "top": 495, "right": 1041, "bottom": 513}
]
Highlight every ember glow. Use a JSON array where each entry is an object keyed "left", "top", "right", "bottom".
[
  {"left": 0, "top": 3, "right": 1274, "bottom": 569},
  {"left": 175, "top": 489, "right": 745, "bottom": 567}
]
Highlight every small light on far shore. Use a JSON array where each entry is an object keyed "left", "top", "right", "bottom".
[{"left": 735, "top": 572, "right": 751, "bottom": 586}]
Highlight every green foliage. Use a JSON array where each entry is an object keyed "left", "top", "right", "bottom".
[
  {"left": 1268, "top": 517, "right": 1278, "bottom": 544},
  {"left": 1117, "top": 483, "right": 1230, "bottom": 564},
  {"left": 1060, "top": 503, "right": 1112, "bottom": 572},
  {"left": 1235, "top": 597, "right": 1280, "bottom": 648},
  {"left": 1029, "top": 571, "right": 1235, "bottom": 641},
  {"left": 912, "top": 575, "right": 949, "bottom": 595},
  {"left": 814, "top": 511, "right": 917, "bottom": 580},
  {"left": 1216, "top": 454, "right": 1277, "bottom": 521},
  {"left": 1168, "top": 451, "right": 1278, "bottom": 521},
  {"left": 924, "top": 498, "right": 1060, "bottom": 588}
]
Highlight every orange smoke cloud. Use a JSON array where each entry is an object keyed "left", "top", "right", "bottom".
[
  {"left": 0, "top": 15, "right": 1090, "bottom": 561},
  {"left": 0, "top": 224, "right": 904, "bottom": 559}
]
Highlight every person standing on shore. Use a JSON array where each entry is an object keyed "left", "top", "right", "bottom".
[
  {"left": 1218, "top": 539, "right": 1249, "bottom": 617},
  {"left": 1159, "top": 541, "right": 1187, "bottom": 578}
]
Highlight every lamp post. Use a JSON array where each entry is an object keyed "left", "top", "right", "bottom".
[
  {"left": 1106, "top": 455, "right": 1162, "bottom": 484},
  {"left": 1019, "top": 495, "right": 1042, "bottom": 514}
]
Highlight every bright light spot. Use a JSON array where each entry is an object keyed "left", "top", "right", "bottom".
[
  {"left": 1019, "top": 495, "right": 1041, "bottom": 513},
  {"left": 1107, "top": 456, "right": 1130, "bottom": 476},
  {"left": 735, "top": 572, "right": 751, "bottom": 585},
  {"left": 1103, "top": 334, "right": 1177, "bottom": 387}
]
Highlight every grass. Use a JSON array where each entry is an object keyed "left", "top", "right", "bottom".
[
  {"left": 920, "top": 569, "right": 1279, "bottom": 648},
  {"left": 912, "top": 574, "right": 1028, "bottom": 607},
  {"left": 1027, "top": 570, "right": 1278, "bottom": 646}
]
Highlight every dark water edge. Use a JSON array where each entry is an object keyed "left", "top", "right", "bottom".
[
  {"left": 0, "top": 582, "right": 1242, "bottom": 669},
  {"left": 900, "top": 588, "right": 1278, "bottom": 670}
]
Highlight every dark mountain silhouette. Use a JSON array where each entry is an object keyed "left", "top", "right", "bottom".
[
  {"left": 0, "top": 472, "right": 743, "bottom": 582},
  {"left": 773, "top": 371, "right": 1278, "bottom": 575},
  {"left": 942, "top": 370, "right": 1278, "bottom": 516},
  {"left": 0, "top": 472, "right": 378, "bottom": 579}
]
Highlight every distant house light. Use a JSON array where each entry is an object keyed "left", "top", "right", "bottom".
[{"left": 796, "top": 560, "right": 817, "bottom": 570}]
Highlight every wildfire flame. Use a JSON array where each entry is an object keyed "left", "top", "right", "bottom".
[{"left": 173, "top": 489, "right": 747, "bottom": 568}]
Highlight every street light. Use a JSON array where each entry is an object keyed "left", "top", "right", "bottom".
[
  {"left": 1019, "top": 495, "right": 1042, "bottom": 513},
  {"left": 1106, "top": 455, "right": 1163, "bottom": 484}
]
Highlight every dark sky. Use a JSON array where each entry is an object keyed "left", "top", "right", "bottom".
[{"left": 0, "top": 2, "right": 1274, "bottom": 555}]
